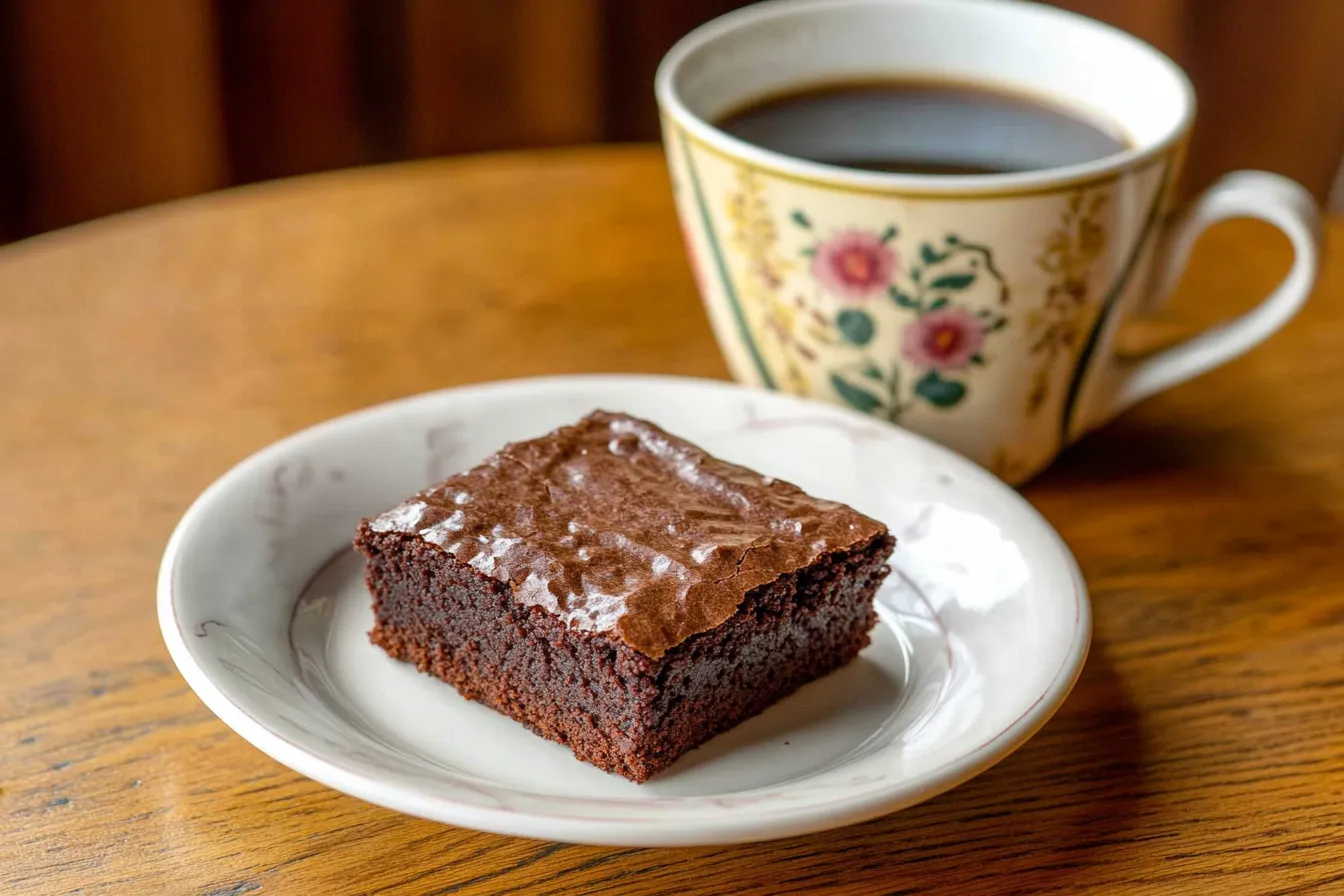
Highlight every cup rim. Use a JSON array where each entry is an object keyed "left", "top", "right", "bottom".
[{"left": 654, "top": 0, "right": 1195, "bottom": 197}]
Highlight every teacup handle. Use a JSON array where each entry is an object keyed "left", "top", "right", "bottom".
[{"left": 1078, "top": 171, "right": 1322, "bottom": 437}]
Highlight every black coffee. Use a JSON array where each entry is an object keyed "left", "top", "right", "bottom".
[{"left": 716, "top": 79, "right": 1129, "bottom": 175}]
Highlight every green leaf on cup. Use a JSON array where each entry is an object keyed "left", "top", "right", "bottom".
[
  {"left": 984, "top": 317, "right": 1008, "bottom": 332},
  {"left": 914, "top": 370, "right": 966, "bottom": 407},
  {"left": 836, "top": 309, "right": 875, "bottom": 346},
  {"left": 879, "top": 225, "right": 898, "bottom": 243},
  {"left": 970, "top": 353, "right": 985, "bottom": 365},
  {"left": 920, "top": 243, "right": 946, "bottom": 265},
  {"left": 791, "top": 210, "right": 812, "bottom": 229},
  {"left": 889, "top": 287, "right": 920, "bottom": 309},
  {"left": 927, "top": 297, "right": 950, "bottom": 311},
  {"left": 930, "top": 273, "right": 975, "bottom": 290},
  {"left": 831, "top": 373, "right": 882, "bottom": 413},
  {"left": 861, "top": 362, "right": 884, "bottom": 380}
]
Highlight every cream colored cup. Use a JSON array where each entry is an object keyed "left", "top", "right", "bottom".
[{"left": 656, "top": 0, "right": 1321, "bottom": 483}]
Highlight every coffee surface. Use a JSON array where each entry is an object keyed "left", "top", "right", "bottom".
[{"left": 717, "top": 79, "right": 1129, "bottom": 175}]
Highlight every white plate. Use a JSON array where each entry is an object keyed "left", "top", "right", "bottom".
[{"left": 158, "top": 374, "right": 1090, "bottom": 846}]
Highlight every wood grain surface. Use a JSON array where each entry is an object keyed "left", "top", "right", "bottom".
[{"left": 2, "top": 147, "right": 1342, "bottom": 895}]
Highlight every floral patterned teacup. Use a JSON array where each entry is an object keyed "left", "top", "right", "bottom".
[{"left": 657, "top": 0, "right": 1321, "bottom": 483}]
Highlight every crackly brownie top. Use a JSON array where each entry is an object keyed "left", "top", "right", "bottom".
[{"left": 366, "top": 411, "right": 887, "bottom": 658}]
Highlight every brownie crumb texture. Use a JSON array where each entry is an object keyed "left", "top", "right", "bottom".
[{"left": 354, "top": 411, "right": 893, "bottom": 782}]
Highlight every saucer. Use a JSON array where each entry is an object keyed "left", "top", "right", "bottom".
[{"left": 158, "top": 374, "right": 1089, "bottom": 846}]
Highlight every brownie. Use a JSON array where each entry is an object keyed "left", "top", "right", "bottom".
[{"left": 354, "top": 411, "right": 894, "bottom": 783}]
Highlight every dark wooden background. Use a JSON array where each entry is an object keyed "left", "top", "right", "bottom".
[{"left": 0, "top": 0, "right": 1341, "bottom": 240}]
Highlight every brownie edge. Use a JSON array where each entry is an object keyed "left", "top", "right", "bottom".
[
  {"left": 358, "top": 524, "right": 894, "bottom": 782},
  {"left": 354, "top": 411, "right": 894, "bottom": 782}
]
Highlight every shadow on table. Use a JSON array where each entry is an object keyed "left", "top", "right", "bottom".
[
  {"left": 1034, "top": 397, "right": 1340, "bottom": 498},
  {"left": 1030, "top": 410, "right": 1344, "bottom": 592},
  {"left": 1040, "top": 414, "right": 1256, "bottom": 487}
]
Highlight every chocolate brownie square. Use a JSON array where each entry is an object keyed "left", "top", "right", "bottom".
[{"left": 354, "top": 411, "right": 893, "bottom": 782}]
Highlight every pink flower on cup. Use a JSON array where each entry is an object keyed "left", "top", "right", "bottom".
[
  {"left": 901, "top": 307, "right": 984, "bottom": 370},
  {"left": 811, "top": 229, "right": 897, "bottom": 299}
]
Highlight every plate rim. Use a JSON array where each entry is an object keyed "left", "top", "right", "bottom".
[{"left": 157, "top": 373, "right": 1092, "bottom": 846}]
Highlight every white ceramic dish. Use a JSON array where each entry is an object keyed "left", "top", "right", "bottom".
[{"left": 158, "top": 374, "right": 1090, "bottom": 846}]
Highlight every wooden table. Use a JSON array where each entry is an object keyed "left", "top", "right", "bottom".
[{"left": 3, "top": 147, "right": 1342, "bottom": 895}]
